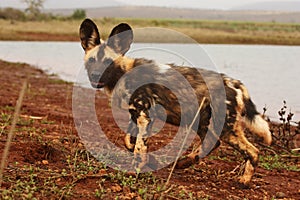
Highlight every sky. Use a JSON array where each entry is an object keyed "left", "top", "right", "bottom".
[{"left": 0, "top": 0, "right": 298, "bottom": 10}]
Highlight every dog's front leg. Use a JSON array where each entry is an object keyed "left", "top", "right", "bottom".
[
  {"left": 133, "top": 110, "right": 151, "bottom": 170},
  {"left": 124, "top": 120, "right": 138, "bottom": 151}
]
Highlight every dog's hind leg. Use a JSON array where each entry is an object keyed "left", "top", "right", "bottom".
[
  {"left": 176, "top": 128, "right": 221, "bottom": 169},
  {"left": 176, "top": 102, "right": 221, "bottom": 168}
]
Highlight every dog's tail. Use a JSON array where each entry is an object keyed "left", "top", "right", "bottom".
[{"left": 244, "top": 98, "right": 272, "bottom": 145}]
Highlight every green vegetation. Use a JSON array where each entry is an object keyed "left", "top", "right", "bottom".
[
  {"left": 71, "top": 9, "right": 86, "bottom": 20},
  {"left": 0, "top": 6, "right": 86, "bottom": 22},
  {"left": 259, "top": 154, "right": 300, "bottom": 171},
  {"left": 0, "top": 8, "right": 26, "bottom": 21}
]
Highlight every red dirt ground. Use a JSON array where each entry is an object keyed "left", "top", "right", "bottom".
[{"left": 0, "top": 60, "right": 299, "bottom": 199}]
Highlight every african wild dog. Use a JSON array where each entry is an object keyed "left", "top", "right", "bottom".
[{"left": 79, "top": 19, "right": 272, "bottom": 185}]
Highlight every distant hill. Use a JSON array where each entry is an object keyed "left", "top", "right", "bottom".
[
  {"left": 232, "top": 1, "right": 300, "bottom": 12},
  {"left": 0, "top": 0, "right": 123, "bottom": 9},
  {"left": 47, "top": 6, "right": 300, "bottom": 23}
]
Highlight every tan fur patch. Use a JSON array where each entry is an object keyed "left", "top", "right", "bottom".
[
  {"left": 133, "top": 111, "right": 150, "bottom": 168},
  {"left": 103, "top": 46, "right": 134, "bottom": 71},
  {"left": 124, "top": 134, "right": 134, "bottom": 150},
  {"left": 239, "top": 160, "right": 255, "bottom": 185},
  {"left": 239, "top": 84, "right": 250, "bottom": 99},
  {"left": 115, "top": 56, "right": 135, "bottom": 72}
]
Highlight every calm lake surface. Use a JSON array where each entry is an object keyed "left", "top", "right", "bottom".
[{"left": 0, "top": 41, "right": 299, "bottom": 121}]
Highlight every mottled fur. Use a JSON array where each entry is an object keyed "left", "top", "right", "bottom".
[{"left": 79, "top": 19, "right": 272, "bottom": 185}]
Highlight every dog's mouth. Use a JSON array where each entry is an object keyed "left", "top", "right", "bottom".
[{"left": 91, "top": 82, "right": 105, "bottom": 88}]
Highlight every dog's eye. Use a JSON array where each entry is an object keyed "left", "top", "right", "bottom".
[
  {"left": 103, "top": 59, "right": 113, "bottom": 66},
  {"left": 88, "top": 57, "right": 96, "bottom": 64}
]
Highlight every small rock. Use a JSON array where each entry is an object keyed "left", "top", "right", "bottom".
[
  {"left": 42, "top": 160, "right": 49, "bottom": 165},
  {"left": 111, "top": 184, "right": 122, "bottom": 193},
  {"left": 275, "top": 192, "right": 285, "bottom": 199}
]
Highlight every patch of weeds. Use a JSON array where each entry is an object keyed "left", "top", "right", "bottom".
[
  {"left": 1, "top": 166, "right": 39, "bottom": 199},
  {"left": 94, "top": 185, "right": 106, "bottom": 199},
  {"left": 67, "top": 149, "right": 103, "bottom": 174},
  {"left": 1, "top": 162, "right": 77, "bottom": 199},
  {"left": 17, "top": 118, "right": 34, "bottom": 126},
  {"left": 108, "top": 170, "right": 136, "bottom": 188},
  {"left": 3, "top": 105, "right": 15, "bottom": 112},
  {"left": 16, "top": 126, "right": 38, "bottom": 137},
  {"left": 259, "top": 154, "right": 300, "bottom": 171},
  {"left": 1, "top": 113, "right": 11, "bottom": 122},
  {"left": 104, "top": 169, "right": 163, "bottom": 198},
  {"left": 138, "top": 187, "right": 147, "bottom": 197},
  {"left": 1, "top": 179, "right": 39, "bottom": 200},
  {"left": 41, "top": 119, "right": 55, "bottom": 125},
  {"left": 0, "top": 112, "right": 11, "bottom": 135}
]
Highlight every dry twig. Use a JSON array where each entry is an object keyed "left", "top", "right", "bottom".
[
  {"left": 165, "top": 97, "right": 206, "bottom": 186},
  {"left": 0, "top": 79, "right": 27, "bottom": 187}
]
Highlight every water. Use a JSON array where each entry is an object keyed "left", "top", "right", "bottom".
[{"left": 0, "top": 41, "right": 299, "bottom": 121}]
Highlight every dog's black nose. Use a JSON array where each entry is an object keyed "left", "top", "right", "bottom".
[{"left": 90, "top": 73, "right": 101, "bottom": 82}]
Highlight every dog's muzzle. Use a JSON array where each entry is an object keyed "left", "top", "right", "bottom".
[{"left": 90, "top": 73, "right": 105, "bottom": 88}]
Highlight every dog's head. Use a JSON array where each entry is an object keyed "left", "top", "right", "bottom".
[{"left": 80, "top": 19, "right": 133, "bottom": 89}]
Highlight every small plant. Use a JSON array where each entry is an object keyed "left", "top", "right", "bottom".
[
  {"left": 271, "top": 101, "right": 299, "bottom": 151},
  {"left": 0, "top": 113, "right": 11, "bottom": 135}
]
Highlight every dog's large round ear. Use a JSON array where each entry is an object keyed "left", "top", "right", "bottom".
[
  {"left": 79, "top": 18, "right": 101, "bottom": 52},
  {"left": 107, "top": 23, "right": 133, "bottom": 55}
]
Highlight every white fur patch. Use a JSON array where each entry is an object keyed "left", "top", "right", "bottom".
[
  {"left": 245, "top": 115, "right": 272, "bottom": 145},
  {"left": 158, "top": 64, "right": 171, "bottom": 73}
]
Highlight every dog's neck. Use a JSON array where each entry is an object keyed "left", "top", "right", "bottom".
[
  {"left": 117, "top": 56, "right": 156, "bottom": 72},
  {"left": 102, "top": 55, "right": 135, "bottom": 96},
  {"left": 103, "top": 56, "right": 155, "bottom": 96},
  {"left": 115, "top": 56, "right": 135, "bottom": 73}
]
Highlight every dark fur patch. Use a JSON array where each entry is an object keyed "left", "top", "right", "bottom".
[
  {"left": 244, "top": 97, "right": 259, "bottom": 121},
  {"left": 80, "top": 19, "right": 101, "bottom": 51}
]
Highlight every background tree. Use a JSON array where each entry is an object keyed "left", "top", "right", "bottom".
[
  {"left": 0, "top": 8, "right": 26, "bottom": 21},
  {"left": 22, "top": 0, "right": 45, "bottom": 20},
  {"left": 71, "top": 9, "right": 86, "bottom": 20}
]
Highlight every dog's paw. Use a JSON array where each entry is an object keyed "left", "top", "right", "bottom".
[{"left": 236, "top": 177, "right": 252, "bottom": 189}]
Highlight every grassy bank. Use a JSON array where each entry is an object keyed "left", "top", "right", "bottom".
[{"left": 1, "top": 18, "right": 300, "bottom": 45}]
